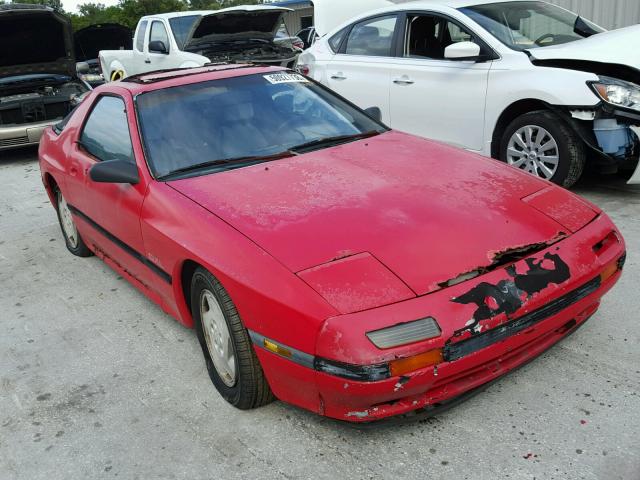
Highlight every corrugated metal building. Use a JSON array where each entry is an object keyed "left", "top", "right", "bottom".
[{"left": 547, "top": 0, "right": 640, "bottom": 29}]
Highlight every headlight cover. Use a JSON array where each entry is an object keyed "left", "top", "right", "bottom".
[
  {"left": 366, "top": 317, "right": 441, "bottom": 349},
  {"left": 590, "top": 76, "right": 640, "bottom": 113}
]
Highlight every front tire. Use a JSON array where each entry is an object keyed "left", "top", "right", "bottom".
[
  {"left": 500, "top": 110, "right": 586, "bottom": 188},
  {"left": 191, "top": 268, "right": 274, "bottom": 410},
  {"left": 55, "top": 188, "right": 92, "bottom": 257}
]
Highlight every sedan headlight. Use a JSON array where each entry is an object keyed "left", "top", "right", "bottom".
[
  {"left": 591, "top": 76, "right": 640, "bottom": 112},
  {"left": 366, "top": 318, "right": 441, "bottom": 349}
]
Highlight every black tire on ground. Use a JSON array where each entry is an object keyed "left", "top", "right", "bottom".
[
  {"left": 190, "top": 267, "right": 274, "bottom": 409},
  {"left": 499, "top": 110, "right": 586, "bottom": 188},
  {"left": 54, "top": 188, "right": 93, "bottom": 257}
]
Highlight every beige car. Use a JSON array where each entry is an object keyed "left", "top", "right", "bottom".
[{"left": 0, "top": 4, "right": 88, "bottom": 150}]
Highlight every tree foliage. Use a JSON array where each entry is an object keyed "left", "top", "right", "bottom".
[{"left": 6, "top": 0, "right": 262, "bottom": 34}]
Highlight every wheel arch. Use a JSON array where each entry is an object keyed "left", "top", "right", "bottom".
[
  {"left": 491, "top": 99, "right": 552, "bottom": 159},
  {"left": 176, "top": 258, "right": 202, "bottom": 327},
  {"left": 43, "top": 172, "right": 60, "bottom": 206}
]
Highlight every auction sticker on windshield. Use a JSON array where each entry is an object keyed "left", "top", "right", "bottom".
[{"left": 264, "top": 73, "right": 309, "bottom": 84}]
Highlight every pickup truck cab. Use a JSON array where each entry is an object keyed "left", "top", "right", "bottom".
[{"left": 100, "top": 6, "right": 299, "bottom": 82}]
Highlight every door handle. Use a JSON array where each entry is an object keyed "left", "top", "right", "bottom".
[
  {"left": 145, "top": 59, "right": 151, "bottom": 64},
  {"left": 393, "top": 77, "right": 415, "bottom": 85},
  {"left": 331, "top": 73, "right": 347, "bottom": 80}
]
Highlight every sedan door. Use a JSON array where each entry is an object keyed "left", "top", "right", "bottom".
[
  {"left": 389, "top": 13, "right": 493, "bottom": 151},
  {"left": 325, "top": 14, "right": 400, "bottom": 125}
]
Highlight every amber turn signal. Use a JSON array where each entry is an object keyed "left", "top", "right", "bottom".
[
  {"left": 263, "top": 338, "right": 292, "bottom": 358},
  {"left": 389, "top": 349, "right": 444, "bottom": 377},
  {"left": 600, "top": 259, "right": 621, "bottom": 283}
]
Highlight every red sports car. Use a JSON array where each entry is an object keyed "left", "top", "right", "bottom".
[{"left": 39, "top": 65, "right": 626, "bottom": 422}]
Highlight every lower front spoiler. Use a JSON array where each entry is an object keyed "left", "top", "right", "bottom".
[{"left": 343, "top": 312, "right": 592, "bottom": 428}]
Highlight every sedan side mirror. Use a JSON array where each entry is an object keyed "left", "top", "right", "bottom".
[
  {"left": 444, "top": 41, "right": 482, "bottom": 61},
  {"left": 364, "top": 106, "right": 382, "bottom": 122},
  {"left": 90, "top": 159, "right": 140, "bottom": 184},
  {"left": 148, "top": 40, "right": 169, "bottom": 54}
]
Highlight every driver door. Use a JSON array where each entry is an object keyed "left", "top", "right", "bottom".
[
  {"left": 388, "top": 13, "right": 493, "bottom": 151},
  {"left": 146, "top": 20, "right": 174, "bottom": 71},
  {"left": 71, "top": 93, "right": 151, "bottom": 288}
]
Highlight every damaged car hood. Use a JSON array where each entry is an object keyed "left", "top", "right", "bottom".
[
  {"left": 0, "top": 4, "right": 76, "bottom": 79},
  {"left": 168, "top": 131, "right": 598, "bottom": 297},
  {"left": 184, "top": 6, "right": 291, "bottom": 50},
  {"left": 528, "top": 24, "right": 640, "bottom": 73},
  {"left": 74, "top": 23, "right": 132, "bottom": 62}
]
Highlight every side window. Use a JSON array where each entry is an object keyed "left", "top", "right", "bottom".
[
  {"left": 80, "top": 96, "right": 134, "bottom": 163},
  {"left": 149, "top": 21, "right": 170, "bottom": 51},
  {"left": 406, "top": 15, "right": 475, "bottom": 60},
  {"left": 135, "top": 21, "right": 148, "bottom": 52},
  {"left": 328, "top": 27, "right": 348, "bottom": 52},
  {"left": 344, "top": 15, "right": 398, "bottom": 57}
]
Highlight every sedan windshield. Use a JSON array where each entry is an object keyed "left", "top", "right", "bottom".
[
  {"left": 136, "top": 72, "right": 386, "bottom": 179},
  {"left": 461, "top": 1, "right": 604, "bottom": 51}
]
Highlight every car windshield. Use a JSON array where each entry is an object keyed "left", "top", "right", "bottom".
[
  {"left": 461, "top": 1, "right": 604, "bottom": 51},
  {"left": 136, "top": 72, "right": 386, "bottom": 179}
]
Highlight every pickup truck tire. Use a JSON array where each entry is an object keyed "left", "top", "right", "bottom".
[
  {"left": 110, "top": 69, "right": 125, "bottom": 82},
  {"left": 191, "top": 267, "right": 274, "bottom": 410},
  {"left": 500, "top": 110, "right": 585, "bottom": 188}
]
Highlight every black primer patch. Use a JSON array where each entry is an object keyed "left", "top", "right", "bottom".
[{"left": 452, "top": 253, "right": 571, "bottom": 336}]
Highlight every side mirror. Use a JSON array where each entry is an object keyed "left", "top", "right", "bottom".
[
  {"left": 76, "top": 61, "right": 91, "bottom": 74},
  {"left": 90, "top": 159, "right": 140, "bottom": 184},
  {"left": 148, "top": 40, "right": 168, "bottom": 54},
  {"left": 364, "top": 106, "right": 382, "bottom": 122},
  {"left": 444, "top": 41, "right": 482, "bottom": 61}
]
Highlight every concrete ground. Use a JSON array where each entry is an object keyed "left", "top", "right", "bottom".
[{"left": 1, "top": 147, "right": 638, "bottom": 480}]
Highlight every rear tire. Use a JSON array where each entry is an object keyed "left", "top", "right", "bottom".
[
  {"left": 55, "top": 188, "right": 92, "bottom": 257},
  {"left": 500, "top": 110, "right": 586, "bottom": 188},
  {"left": 191, "top": 267, "right": 274, "bottom": 409}
]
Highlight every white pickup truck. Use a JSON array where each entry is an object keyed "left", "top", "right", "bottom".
[{"left": 99, "top": 6, "right": 299, "bottom": 82}]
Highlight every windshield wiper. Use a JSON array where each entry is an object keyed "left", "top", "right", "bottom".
[
  {"left": 289, "top": 131, "right": 380, "bottom": 154},
  {"left": 157, "top": 150, "right": 295, "bottom": 180}
]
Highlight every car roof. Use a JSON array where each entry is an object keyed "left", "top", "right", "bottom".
[{"left": 108, "top": 64, "right": 289, "bottom": 95}]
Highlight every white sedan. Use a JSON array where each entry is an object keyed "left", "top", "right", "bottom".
[{"left": 298, "top": 0, "right": 640, "bottom": 187}]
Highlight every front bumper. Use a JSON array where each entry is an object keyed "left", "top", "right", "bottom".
[
  {"left": 0, "top": 119, "right": 58, "bottom": 150},
  {"left": 252, "top": 213, "right": 625, "bottom": 422}
]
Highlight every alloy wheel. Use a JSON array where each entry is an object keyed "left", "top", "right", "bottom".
[{"left": 506, "top": 125, "right": 560, "bottom": 180}]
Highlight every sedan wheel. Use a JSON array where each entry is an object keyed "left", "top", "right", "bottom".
[
  {"left": 506, "top": 125, "right": 559, "bottom": 180},
  {"left": 500, "top": 110, "right": 586, "bottom": 188},
  {"left": 191, "top": 267, "right": 274, "bottom": 409}
]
